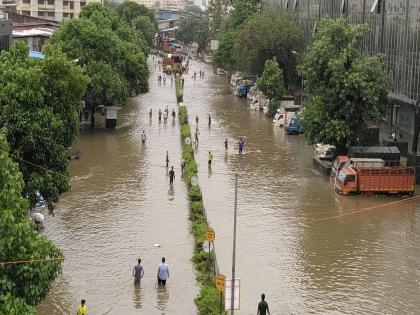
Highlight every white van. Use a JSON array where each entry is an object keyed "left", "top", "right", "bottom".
[{"left": 273, "top": 103, "right": 301, "bottom": 127}]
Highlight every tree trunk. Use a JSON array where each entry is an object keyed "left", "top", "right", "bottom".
[
  {"left": 412, "top": 101, "right": 420, "bottom": 154},
  {"left": 90, "top": 105, "right": 95, "bottom": 128}
]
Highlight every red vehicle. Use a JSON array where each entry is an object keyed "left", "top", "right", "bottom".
[
  {"left": 334, "top": 166, "right": 415, "bottom": 196},
  {"left": 162, "top": 54, "right": 182, "bottom": 70}
]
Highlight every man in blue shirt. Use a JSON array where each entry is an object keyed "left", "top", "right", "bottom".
[{"left": 157, "top": 257, "right": 169, "bottom": 285}]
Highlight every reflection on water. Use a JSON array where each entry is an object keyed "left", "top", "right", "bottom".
[
  {"left": 156, "top": 284, "right": 169, "bottom": 313},
  {"left": 132, "top": 284, "right": 143, "bottom": 310}
]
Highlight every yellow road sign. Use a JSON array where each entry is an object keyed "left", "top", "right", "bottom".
[
  {"left": 205, "top": 227, "right": 215, "bottom": 241},
  {"left": 215, "top": 274, "right": 226, "bottom": 292}
]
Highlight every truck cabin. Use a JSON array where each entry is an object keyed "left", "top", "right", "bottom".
[
  {"left": 335, "top": 168, "right": 357, "bottom": 195},
  {"left": 274, "top": 104, "right": 301, "bottom": 127},
  {"left": 331, "top": 156, "right": 350, "bottom": 179}
]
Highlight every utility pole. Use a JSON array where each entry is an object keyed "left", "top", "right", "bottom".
[{"left": 230, "top": 173, "right": 238, "bottom": 314}]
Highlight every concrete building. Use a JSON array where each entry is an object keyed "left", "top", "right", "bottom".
[
  {"left": 156, "top": 0, "right": 185, "bottom": 11},
  {"left": 263, "top": 0, "right": 420, "bottom": 138},
  {"left": 14, "top": 0, "right": 101, "bottom": 21},
  {"left": 134, "top": 0, "right": 157, "bottom": 9}
]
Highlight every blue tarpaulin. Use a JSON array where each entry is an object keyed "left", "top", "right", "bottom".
[{"left": 29, "top": 51, "right": 45, "bottom": 59}]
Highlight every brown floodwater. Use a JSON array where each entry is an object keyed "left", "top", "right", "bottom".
[
  {"left": 37, "top": 58, "right": 197, "bottom": 314},
  {"left": 38, "top": 58, "right": 420, "bottom": 314}
]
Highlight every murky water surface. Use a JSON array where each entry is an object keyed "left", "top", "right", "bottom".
[{"left": 38, "top": 59, "right": 420, "bottom": 314}]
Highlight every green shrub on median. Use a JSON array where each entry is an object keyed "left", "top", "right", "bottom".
[
  {"left": 177, "top": 91, "right": 227, "bottom": 315},
  {"left": 195, "top": 285, "right": 225, "bottom": 315}
]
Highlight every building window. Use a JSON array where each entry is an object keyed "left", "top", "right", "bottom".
[
  {"left": 70, "top": 13, "right": 74, "bottom": 18},
  {"left": 63, "top": 1, "right": 68, "bottom": 5},
  {"left": 80, "top": 1, "right": 86, "bottom": 6},
  {"left": 370, "top": 0, "right": 382, "bottom": 14},
  {"left": 23, "top": 0, "right": 30, "bottom": 4},
  {"left": 38, "top": 0, "right": 44, "bottom": 4},
  {"left": 47, "top": 11, "right": 54, "bottom": 16},
  {"left": 70, "top": 1, "right": 74, "bottom": 9},
  {"left": 38, "top": 11, "right": 45, "bottom": 16},
  {"left": 0, "top": 34, "right": 10, "bottom": 51},
  {"left": 63, "top": 12, "right": 69, "bottom": 17},
  {"left": 47, "top": 0, "right": 54, "bottom": 4},
  {"left": 341, "top": 0, "right": 346, "bottom": 14},
  {"left": 22, "top": 10, "right": 30, "bottom": 15}
]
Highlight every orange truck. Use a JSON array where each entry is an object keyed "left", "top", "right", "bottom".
[
  {"left": 334, "top": 166, "right": 415, "bottom": 196},
  {"left": 330, "top": 156, "right": 385, "bottom": 180}
]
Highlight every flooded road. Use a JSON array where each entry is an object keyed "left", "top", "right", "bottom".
[
  {"left": 36, "top": 57, "right": 420, "bottom": 314},
  {"left": 37, "top": 60, "right": 197, "bottom": 314},
  {"left": 184, "top": 60, "right": 420, "bottom": 314}
]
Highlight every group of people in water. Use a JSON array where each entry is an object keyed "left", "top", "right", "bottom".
[{"left": 148, "top": 106, "right": 176, "bottom": 123}]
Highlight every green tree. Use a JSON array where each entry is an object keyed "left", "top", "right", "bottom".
[
  {"left": 48, "top": 4, "right": 149, "bottom": 104},
  {"left": 0, "top": 42, "right": 88, "bottom": 207},
  {"left": 300, "top": 18, "right": 390, "bottom": 151},
  {"left": 195, "top": 18, "right": 211, "bottom": 53},
  {"left": 0, "top": 129, "right": 63, "bottom": 314},
  {"left": 132, "top": 15, "right": 156, "bottom": 46},
  {"left": 116, "top": 1, "right": 156, "bottom": 28},
  {"left": 207, "top": 0, "right": 229, "bottom": 37},
  {"left": 212, "top": 0, "right": 260, "bottom": 69},
  {"left": 212, "top": 29, "right": 237, "bottom": 69},
  {"left": 175, "top": 19, "right": 196, "bottom": 45},
  {"left": 256, "top": 57, "right": 285, "bottom": 117},
  {"left": 233, "top": 9, "right": 303, "bottom": 81}
]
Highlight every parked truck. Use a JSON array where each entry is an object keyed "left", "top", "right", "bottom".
[
  {"left": 235, "top": 80, "right": 255, "bottom": 97},
  {"left": 330, "top": 156, "right": 385, "bottom": 179},
  {"left": 348, "top": 146, "right": 400, "bottom": 166},
  {"left": 334, "top": 166, "right": 415, "bottom": 196},
  {"left": 285, "top": 115, "right": 302, "bottom": 135}
]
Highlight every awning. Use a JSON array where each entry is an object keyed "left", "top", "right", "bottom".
[{"left": 29, "top": 51, "right": 45, "bottom": 59}]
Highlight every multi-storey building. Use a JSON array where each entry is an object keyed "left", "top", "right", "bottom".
[
  {"left": 155, "top": 0, "right": 185, "bottom": 11},
  {"left": 16, "top": 0, "right": 101, "bottom": 21},
  {"left": 135, "top": 0, "right": 157, "bottom": 9},
  {"left": 264, "top": 0, "right": 420, "bottom": 136}
]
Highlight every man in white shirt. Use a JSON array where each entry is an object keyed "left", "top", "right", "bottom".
[{"left": 157, "top": 257, "right": 169, "bottom": 285}]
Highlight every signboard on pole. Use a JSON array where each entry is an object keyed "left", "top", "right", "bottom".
[
  {"left": 224, "top": 278, "right": 240, "bottom": 310},
  {"left": 215, "top": 274, "right": 226, "bottom": 292},
  {"left": 205, "top": 227, "right": 215, "bottom": 241}
]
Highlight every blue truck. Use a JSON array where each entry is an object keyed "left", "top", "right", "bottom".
[
  {"left": 285, "top": 115, "right": 302, "bottom": 135},
  {"left": 235, "top": 79, "right": 255, "bottom": 97}
]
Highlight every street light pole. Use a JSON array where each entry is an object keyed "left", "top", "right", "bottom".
[
  {"left": 230, "top": 173, "right": 238, "bottom": 315},
  {"left": 300, "top": 73, "right": 304, "bottom": 105},
  {"left": 292, "top": 50, "right": 303, "bottom": 105}
]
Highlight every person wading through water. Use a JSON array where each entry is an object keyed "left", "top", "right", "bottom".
[
  {"left": 132, "top": 258, "right": 144, "bottom": 285},
  {"left": 169, "top": 166, "right": 175, "bottom": 184}
]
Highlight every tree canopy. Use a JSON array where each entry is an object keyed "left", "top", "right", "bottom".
[
  {"left": 300, "top": 18, "right": 390, "bottom": 151},
  {"left": 256, "top": 57, "right": 285, "bottom": 117},
  {"left": 233, "top": 9, "right": 303, "bottom": 79},
  {"left": 212, "top": 0, "right": 260, "bottom": 69},
  {"left": 0, "top": 42, "right": 88, "bottom": 208},
  {"left": 48, "top": 3, "right": 149, "bottom": 108},
  {"left": 175, "top": 18, "right": 210, "bottom": 53},
  {"left": 176, "top": 19, "right": 196, "bottom": 45},
  {"left": 117, "top": 0, "right": 156, "bottom": 28},
  {"left": 0, "top": 128, "right": 62, "bottom": 314},
  {"left": 133, "top": 15, "right": 156, "bottom": 46}
]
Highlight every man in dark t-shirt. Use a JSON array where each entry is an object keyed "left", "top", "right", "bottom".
[{"left": 257, "top": 293, "right": 270, "bottom": 315}]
